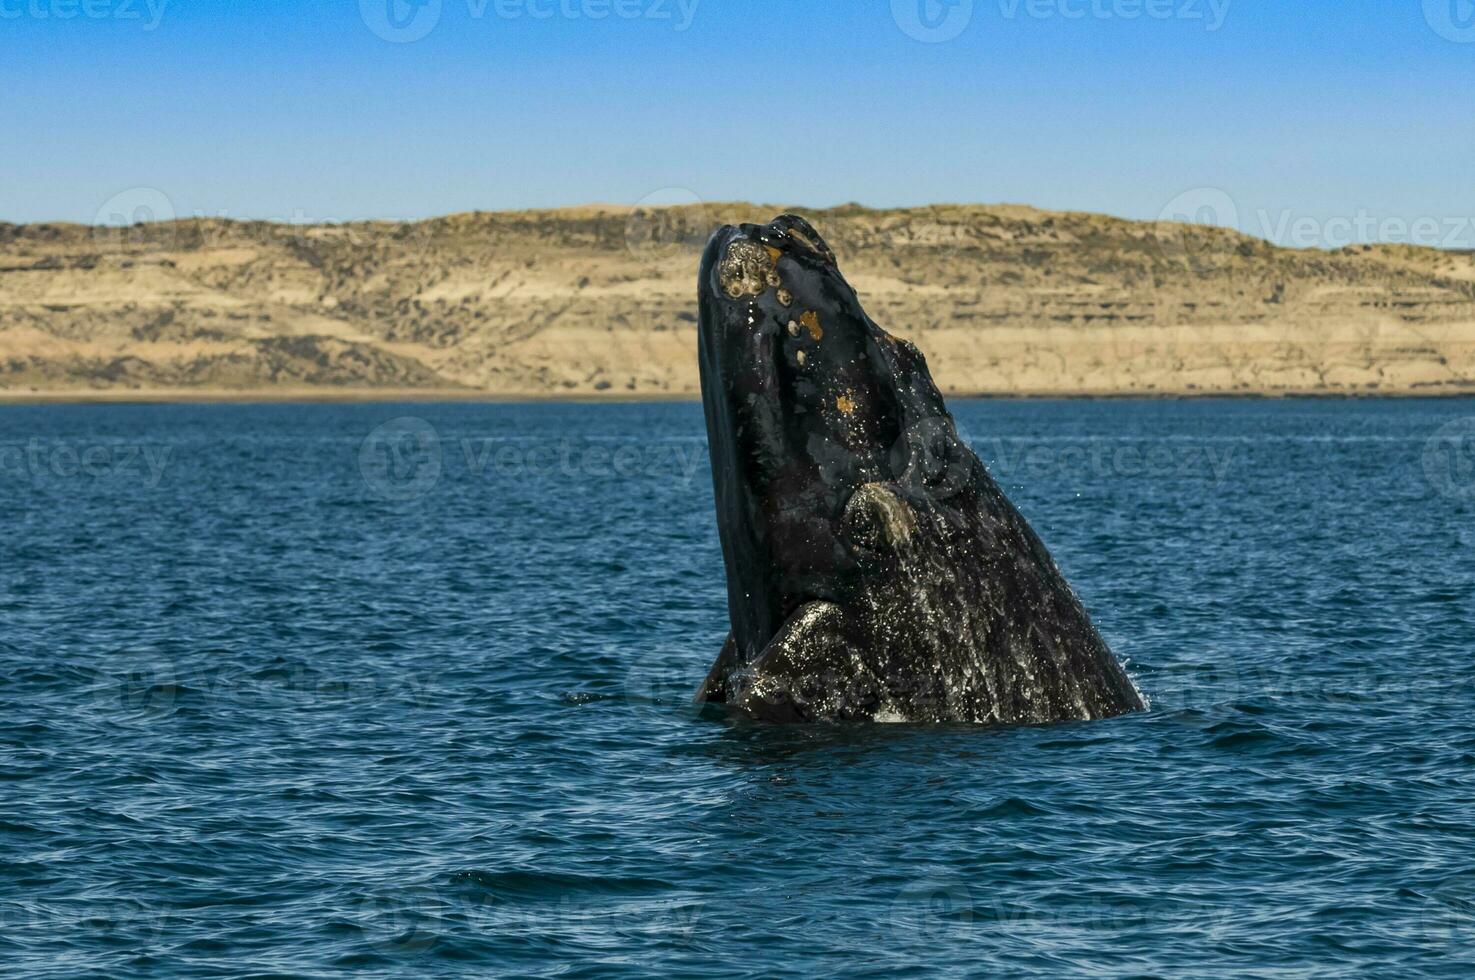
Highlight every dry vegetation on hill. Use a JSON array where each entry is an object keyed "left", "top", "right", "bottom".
[{"left": 3, "top": 203, "right": 1475, "bottom": 399}]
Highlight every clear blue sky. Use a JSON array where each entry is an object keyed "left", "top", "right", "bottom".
[{"left": 3, "top": 0, "right": 1472, "bottom": 245}]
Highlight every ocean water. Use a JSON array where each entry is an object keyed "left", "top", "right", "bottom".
[{"left": 3, "top": 398, "right": 1474, "bottom": 978}]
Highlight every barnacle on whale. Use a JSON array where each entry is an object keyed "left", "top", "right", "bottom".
[{"left": 716, "top": 239, "right": 774, "bottom": 299}]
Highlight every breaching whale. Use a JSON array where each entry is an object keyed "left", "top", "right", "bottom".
[{"left": 694, "top": 214, "right": 1145, "bottom": 724}]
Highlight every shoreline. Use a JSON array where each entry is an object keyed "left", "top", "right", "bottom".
[{"left": 4, "top": 386, "right": 1475, "bottom": 406}]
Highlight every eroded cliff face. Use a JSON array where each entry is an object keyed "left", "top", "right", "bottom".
[{"left": 4, "top": 203, "right": 1475, "bottom": 398}]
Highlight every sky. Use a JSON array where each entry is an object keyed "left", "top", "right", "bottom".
[{"left": 3, "top": 0, "right": 1473, "bottom": 247}]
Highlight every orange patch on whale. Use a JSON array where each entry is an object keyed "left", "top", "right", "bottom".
[{"left": 800, "top": 310, "right": 823, "bottom": 341}]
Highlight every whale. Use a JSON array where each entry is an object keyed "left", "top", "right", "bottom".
[{"left": 694, "top": 214, "right": 1145, "bottom": 724}]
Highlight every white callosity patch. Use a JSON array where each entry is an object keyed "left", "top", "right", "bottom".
[{"left": 717, "top": 240, "right": 775, "bottom": 299}]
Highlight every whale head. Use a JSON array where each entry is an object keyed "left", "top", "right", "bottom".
[
  {"left": 697, "top": 214, "right": 970, "bottom": 669},
  {"left": 695, "top": 214, "right": 1144, "bottom": 723}
]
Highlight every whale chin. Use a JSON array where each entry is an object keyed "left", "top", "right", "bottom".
[{"left": 695, "top": 213, "right": 1145, "bottom": 725}]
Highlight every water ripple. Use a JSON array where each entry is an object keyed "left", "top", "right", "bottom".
[{"left": 2, "top": 400, "right": 1474, "bottom": 977}]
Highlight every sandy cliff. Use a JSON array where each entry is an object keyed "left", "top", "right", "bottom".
[{"left": 3, "top": 203, "right": 1475, "bottom": 399}]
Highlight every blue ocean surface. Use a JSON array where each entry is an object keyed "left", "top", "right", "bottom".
[{"left": 3, "top": 398, "right": 1474, "bottom": 978}]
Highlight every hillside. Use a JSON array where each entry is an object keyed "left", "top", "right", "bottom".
[{"left": 4, "top": 203, "right": 1475, "bottom": 399}]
